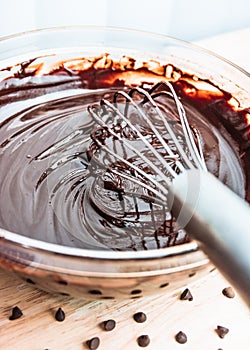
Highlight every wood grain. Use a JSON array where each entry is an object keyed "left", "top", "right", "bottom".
[{"left": 0, "top": 268, "right": 249, "bottom": 350}]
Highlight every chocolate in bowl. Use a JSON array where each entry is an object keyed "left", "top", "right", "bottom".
[{"left": 0, "top": 27, "right": 249, "bottom": 299}]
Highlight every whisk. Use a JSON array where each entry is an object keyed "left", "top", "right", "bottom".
[{"left": 88, "top": 81, "right": 250, "bottom": 307}]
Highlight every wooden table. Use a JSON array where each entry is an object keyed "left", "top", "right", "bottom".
[{"left": 0, "top": 28, "right": 250, "bottom": 350}]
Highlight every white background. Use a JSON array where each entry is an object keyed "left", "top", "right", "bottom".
[{"left": 0, "top": 0, "right": 250, "bottom": 41}]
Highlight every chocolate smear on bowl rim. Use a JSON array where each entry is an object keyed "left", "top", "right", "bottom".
[
  {"left": 137, "top": 335, "right": 150, "bottom": 347},
  {"left": 9, "top": 306, "right": 23, "bottom": 320}
]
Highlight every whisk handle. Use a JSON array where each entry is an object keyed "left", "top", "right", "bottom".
[{"left": 169, "top": 169, "right": 250, "bottom": 307}]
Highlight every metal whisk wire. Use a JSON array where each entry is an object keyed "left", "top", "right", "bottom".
[
  {"left": 88, "top": 81, "right": 206, "bottom": 204},
  {"left": 88, "top": 110, "right": 169, "bottom": 202},
  {"left": 145, "top": 82, "right": 207, "bottom": 170},
  {"left": 88, "top": 83, "right": 250, "bottom": 307}
]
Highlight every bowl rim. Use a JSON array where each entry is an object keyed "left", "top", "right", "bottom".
[
  {"left": 0, "top": 25, "right": 249, "bottom": 261},
  {"left": 0, "top": 25, "right": 249, "bottom": 78},
  {"left": 0, "top": 227, "right": 199, "bottom": 260}
]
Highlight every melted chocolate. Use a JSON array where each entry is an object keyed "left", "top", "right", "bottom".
[{"left": 0, "top": 54, "right": 249, "bottom": 251}]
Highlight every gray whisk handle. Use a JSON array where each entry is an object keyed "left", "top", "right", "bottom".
[{"left": 169, "top": 169, "right": 250, "bottom": 307}]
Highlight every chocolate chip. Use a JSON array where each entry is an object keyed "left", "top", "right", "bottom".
[
  {"left": 86, "top": 337, "right": 100, "bottom": 350},
  {"left": 160, "top": 282, "right": 169, "bottom": 288},
  {"left": 26, "top": 278, "right": 35, "bottom": 284},
  {"left": 137, "top": 335, "right": 150, "bottom": 347},
  {"left": 222, "top": 286, "right": 235, "bottom": 299},
  {"left": 9, "top": 306, "right": 23, "bottom": 320},
  {"left": 58, "top": 280, "right": 68, "bottom": 285},
  {"left": 216, "top": 325, "right": 229, "bottom": 339},
  {"left": 131, "top": 289, "right": 142, "bottom": 295},
  {"left": 133, "top": 312, "right": 147, "bottom": 323},
  {"left": 175, "top": 331, "right": 187, "bottom": 344},
  {"left": 180, "top": 288, "right": 193, "bottom": 301},
  {"left": 88, "top": 289, "right": 102, "bottom": 295},
  {"left": 101, "top": 296, "right": 115, "bottom": 300},
  {"left": 188, "top": 272, "right": 196, "bottom": 277},
  {"left": 102, "top": 319, "right": 116, "bottom": 331},
  {"left": 55, "top": 307, "right": 65, "bottom": 322}
]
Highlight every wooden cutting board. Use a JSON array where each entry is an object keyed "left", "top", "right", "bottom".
[
  {"left": 0, "top": 268, "right": 249, "bottom": 350},
  {"left": 0, "top": 28, "right": 250, "bottom": 350}
]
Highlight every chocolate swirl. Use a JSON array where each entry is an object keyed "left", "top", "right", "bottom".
[{"left": 0, "top": 54, "right": 248, "bottom": 251}]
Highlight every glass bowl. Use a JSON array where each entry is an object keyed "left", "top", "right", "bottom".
[{"left": 0, "top": 27, "right": 249, "bottom": 299}]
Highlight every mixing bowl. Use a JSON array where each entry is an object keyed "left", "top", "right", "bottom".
[{"left": 0, "top": 27, "right": 249, "bottom": 299}]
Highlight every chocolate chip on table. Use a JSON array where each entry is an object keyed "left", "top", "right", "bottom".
[
  {"left": 55, "top": 307, "right": 65, "bottom": 322},
  {"left": 222, "top": 286, "right": 235, "bottom": 299},
  {"left": 133, "top": 312, "right": 147, "bottom": 323},
  {"left": 216, "top": 325, "right": 229, "bottom": 339},
  {"left": 26, "top": 278, "right": 36, "bottom": 284},
  {"left": 102, "top": 319, "right": 116, "bottom": 331},
  {"left": 137, "top": 335, "right": 150, "bottom": 347},
  {"left": 9, "top": 306, "right": 23, "bottom": 320},
  {"left": 86, "top": 337, "right": 100, "bottom": 350},
  {"left": 180, "top": 288, "right": 193, "bottom": 301},
  {"left": 175, "top": 331, "right": 187, "bottom": 344}
]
